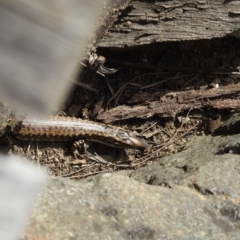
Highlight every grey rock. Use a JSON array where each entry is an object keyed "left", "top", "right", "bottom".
[
  {"left": 230, "top": 29, "right": 240, "bottom": 39},
  {"left": 23, "top": 174, "right": 240, "bottom": 240},
  {"left": 22, "top": 118, "right": 240, "bottom": 239},
  {"left": 214, "top": 113, "right": 240, "bottom": 135}
]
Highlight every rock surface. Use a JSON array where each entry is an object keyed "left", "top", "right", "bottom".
[{"left": 21, "top": 114, "right": 240, "bottom": 240}]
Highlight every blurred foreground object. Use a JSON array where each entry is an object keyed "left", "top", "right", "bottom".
[
  {"left": 0, "top": 1, "right": 104, "bottom": 239},
  {"left": 0, "top": 155, "right": 46, "bottom": 240},
  {"left": 0, "top": 0, "right": 102, "bottom": 116}
]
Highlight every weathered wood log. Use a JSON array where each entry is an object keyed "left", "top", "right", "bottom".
[
  {"left": 97, "top": 81, "right": 240, "bottom": 123},
  {"left": 91, "top": 0, "right": 131, "bottom": 47},
  {"left": 97, "top": 0, "right": 240, "bottom": 48}
]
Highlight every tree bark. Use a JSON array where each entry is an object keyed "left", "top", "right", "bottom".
[
  {"left": 97, "top": 81, "right": 240, "bottom": 123},
  {"left": 97, "top": 0, "right": 240, "bottom": 48}
]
